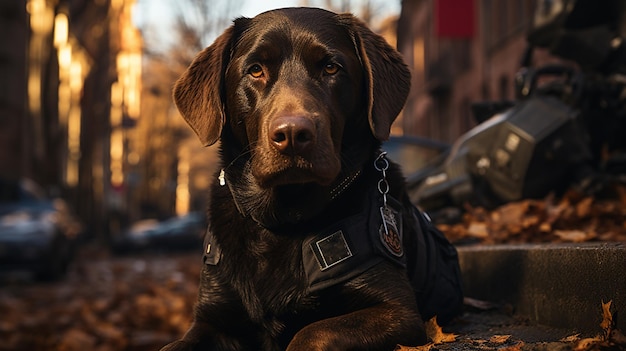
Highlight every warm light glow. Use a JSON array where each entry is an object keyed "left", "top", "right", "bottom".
[
  {"left": 58, "top": 45, "right": 71, "bottom": 68},
  {"left": 27, "top": 70, "right": 42, "bottom": 116},
  {"left": 66, "top": 103, "right": 81, "bottom": 186},
  {"left": 48, "top": 6, "right": 92, "bottom": 187},
  {"left": 64, "top": 50, "right": 89, "bottom": 186},
  {"left": 175, "top": 146, "right": 190, "bottom": 215},
  {"left": 115, "top": 51, "right": 142, "bottom": 119},
  {"left": 28, "top": 0, "right": 54, "bottom": 34},
  {"left": 27, "top": 0, "right": 53, "bottom": 124},
  {"left": 126, "top": 52, "right": 142, "bottom": 118},
  {"left": 110, "top": 130, "right": 124, "bottom": 160},
  {"left": 110, "top": 82, "right": 123, "bottom": 127},
  {"left": 53, "top": 13, "right": 69, "bottom": 47},
  {"left": 111, "top": 0, "right": 124, "bottom": 11},
  {"left": 69, "top": 60, "right": 82, "bottom": 91},
  {"left": 108, "top": 0, "right": 143, "bottom": 191},
  {"left": 111, "top": 82, "right": 123, "bottom": 107},
  {"left": 413, "top": 37, "right": 425, "bottom": 73},
  {"left": 55, "top": 13, "right": 72, "bottom": 128},
  {"left": 110, "top": 129, "right": 125, "bottom": 187}
]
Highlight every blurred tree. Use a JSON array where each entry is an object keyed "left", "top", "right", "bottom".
[{"left": 132, "top": 0, "right": 241, "bottom": 220}]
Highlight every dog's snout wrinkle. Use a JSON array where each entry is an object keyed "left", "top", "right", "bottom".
[{"left": 269, "top": 115, "right": 316, "bottom": 156}]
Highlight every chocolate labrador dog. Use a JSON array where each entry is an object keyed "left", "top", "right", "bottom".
[{"left": 162, "top": 7, "right": 462, "bottom": 351}]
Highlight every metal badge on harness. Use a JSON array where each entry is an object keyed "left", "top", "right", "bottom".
[
  {"left": 379, "top": 204, "right": 403, "bottom": 257},
  {"left": 310, "top": 230, "right": 353, "bottom": 271}
]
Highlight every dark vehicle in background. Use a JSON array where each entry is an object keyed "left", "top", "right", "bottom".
[
  {"left": 0, "top": 179, "right": 82, "bottom": 281},
  {"left": 112, "top": 212, "right": 206, "bottom": 254},
  {"left": 412, "top": 0, "right": 626, "bottom": 220},
  {"left": 382, "top": 135, "right": 450, "bottom": 201}
]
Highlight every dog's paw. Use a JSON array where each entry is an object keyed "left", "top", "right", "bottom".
[{"left": 159, "top": 340, "right": 195, "bottom": 351}]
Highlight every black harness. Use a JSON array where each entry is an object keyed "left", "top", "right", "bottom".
[{"left": 203, "top": 187, "right": 409, "bottom": 292}]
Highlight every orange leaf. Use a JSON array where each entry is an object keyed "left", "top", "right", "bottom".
[
  {"left": 573, "top": 337, "right": 603, "bottom": 351},
  {"left": 425, "top": 316, "right": 457, "bottom": 344},
  {"left": 499, "top": 342, "right": 525, "bottom": 351},
  {"left": 554, "top": 229, "right": 591, "bottom": 242},
  {"left": 600, "top": 300, "right": 614, "bottom": 337},
  {"left": 395, "top": 343, "right": 434, "bottom": 351},
  {"left": 560, "top": 334, "right": 581, "bottom": 342},
  {"left": 489, "top": 335, "right": 511, "bottom": 344}
]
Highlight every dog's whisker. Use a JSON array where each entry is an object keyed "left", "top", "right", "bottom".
[{"left": 223, "top": 143, "right": 256, "bottom": 172}]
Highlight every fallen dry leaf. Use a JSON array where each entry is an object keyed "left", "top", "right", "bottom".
[
  {"left": 489, "top": 334, "right": 512, "bottom": 343},
  {"left": 554, "top": 229, "right": 593, "bottom": 242},
  {"left": 424, "top": 316, "right": 457, "bottom": 344},
  {"left": 560, "top": 334, "right": 581, "bottom": 342},
  {"left": 571, "top": 300, "right": 626, "bottom": 351},
  {"left": 574, "top": 337, "right": 603, "bottom": 351},
  {"left": 393, "top": 319, "right": 448, "bottom": 351},
  {"left": 576, "top": 197, "right": 594, "bottom": 218},
  {"left": 394, "top": 344, "right": 434, "bottom": 351},
  {"left": 600, "top": 300, "right": 614, "bottom": 336},
  {"left": 467, "top": 222, "right": 489, "bottom": 238}
]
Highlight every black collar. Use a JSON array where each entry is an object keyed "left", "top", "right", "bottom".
[{"left": 220, "top": 165, "right": 363, "bottom": 220}]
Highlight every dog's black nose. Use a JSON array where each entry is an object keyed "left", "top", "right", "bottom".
[{"left": 269, "top": 115, "right": 316, "bottom": 156}]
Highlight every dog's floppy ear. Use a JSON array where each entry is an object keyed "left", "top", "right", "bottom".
[
  {"left": 172, "top": 25, "right": 236, "bottom": 146},
  {"left": 341, "top": 15, "right": 411, "bottom": 141}
]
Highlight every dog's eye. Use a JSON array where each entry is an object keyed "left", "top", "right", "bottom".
[
  {"left": 323, "top": 63, "right": 340, "bottom": 75},
  {"left": 248, "top": 64, "right": 264, "bottom": 78}
]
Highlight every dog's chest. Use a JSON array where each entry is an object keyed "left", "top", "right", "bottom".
[{"left": 219, "top": 229, "right": 312, "bottom": 309}]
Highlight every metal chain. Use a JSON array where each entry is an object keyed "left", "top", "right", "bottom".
[{"left": 374, "top": 152, "right": 389, "bottom": 208}]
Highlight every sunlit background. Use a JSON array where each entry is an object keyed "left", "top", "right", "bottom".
[
  {"left": 2, "top": 0, "right": 539, "bottom": 243},
  {"left": 4, "top": 2, "right": 626, "bottom": 350}
]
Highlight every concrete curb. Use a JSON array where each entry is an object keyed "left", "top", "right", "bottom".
[{"left": 457, "top": 242, "right": 626, "bottom": 334}]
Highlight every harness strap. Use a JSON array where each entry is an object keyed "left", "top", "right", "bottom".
[{"left": 203, "top": 190, "right": 409, "bottom": 293}]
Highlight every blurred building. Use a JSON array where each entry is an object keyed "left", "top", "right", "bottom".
[{"left": 397, "top": 0, "right": 539, "bottom": 142}]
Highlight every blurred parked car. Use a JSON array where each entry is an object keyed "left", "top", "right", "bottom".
[
  {"left": 112, "top": 212, "right": 206, "bottom": 254},
  {"left": 0, "top": 179, "right": 82, "bottom": 281}
]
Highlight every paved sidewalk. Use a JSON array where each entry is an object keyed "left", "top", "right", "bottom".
[
  {"left": 427, "top": 242, "right": 626, "bottom": 350},
  {"left": 435, "top": 310, "right": 578, "bottom": 351},
  {"left": 457, "top": 242, "right": 625, "bottom": 334}
]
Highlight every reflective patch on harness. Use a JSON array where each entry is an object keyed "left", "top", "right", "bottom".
[{"left": 310, "top": 230, "right": 353, "bottom": 271}]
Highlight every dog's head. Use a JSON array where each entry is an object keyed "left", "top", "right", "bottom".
[{"left": 174, "top": 7, "right": 410, "bottom": 227}]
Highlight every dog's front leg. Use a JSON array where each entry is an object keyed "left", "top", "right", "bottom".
[
  {"left": 286, "top": 303, "right": 427, "bottom": 351},
  {"left": 159, "top": 320, "right": 215, "bottom": 351},
  {"left": 160, "top": 320, "right": 248, "bottom": 351}
]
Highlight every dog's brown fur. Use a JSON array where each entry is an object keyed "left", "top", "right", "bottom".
[{"left": 161, "top": 8, "right": 462, "bottom": 351}]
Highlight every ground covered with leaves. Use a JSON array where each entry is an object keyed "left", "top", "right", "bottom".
[
  {"left": 0, "top": 251, "right": 200, "bottom": 351},
  {"left": 1, "top": 249, "right": 623, "bottom": 351},
  {"left": 438, "top": 184, "right": 626, "bottom": 245},
  {"left": 397, "top": 301, "right": 626, "bottom": 351}
]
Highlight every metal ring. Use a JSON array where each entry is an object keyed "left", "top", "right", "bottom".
[
  {"left": 377, "top": 179, "right": 389, "bottom": 195},
  {"left": 374, "top": 152, "right": 389, "bottom": 172}
]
